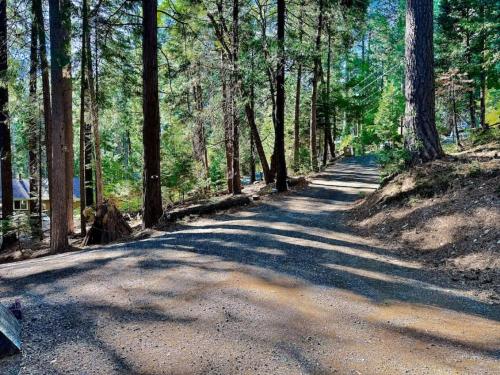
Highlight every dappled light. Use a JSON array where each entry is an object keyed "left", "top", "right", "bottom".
[
  {"left": 0, "top": 0, "right": 498, "bottom": 372},
  {"left": 1, "top": 158, "right": 499, "bottom": 374}
]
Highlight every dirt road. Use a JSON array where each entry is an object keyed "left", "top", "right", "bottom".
[{"left": 1, "top": 157, "right": 499, "bottom": 374}]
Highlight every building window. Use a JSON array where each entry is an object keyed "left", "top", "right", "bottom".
[{"left": 14, "top": 200, "right": 28, "bottom": 210}]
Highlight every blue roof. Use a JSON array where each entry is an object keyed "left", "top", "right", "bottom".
[
  {"left": 72, "top": 177, "right": 81, "bottom": 200},
  {"left": 0, "top": 178, "right": 30, "bottom": 200},
  {"left": 0, "top": 177, "right": 81, "bottom": 200}
]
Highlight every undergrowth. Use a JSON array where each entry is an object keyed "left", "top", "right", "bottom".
[{"left": 375, "top": 147, "right": 411, "bottom": 179}]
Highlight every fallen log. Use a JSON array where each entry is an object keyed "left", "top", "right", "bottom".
[
  {"left": 164, "top": 195, "right": 251, "bottom": 223},
  {"left": 83, "top": 202, "right": 132, "bottom": 246}
]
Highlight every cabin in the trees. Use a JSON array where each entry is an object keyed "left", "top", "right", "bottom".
[
  {"left": 0, "top": 179, "right": 30, "bottom": 211},
  {"left": 0, "top": 177, "right": 81, "bottom": 211}
]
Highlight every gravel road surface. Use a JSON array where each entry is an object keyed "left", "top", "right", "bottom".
[{"left": 1, "top": 157, "right": 499, "bottom": 374}]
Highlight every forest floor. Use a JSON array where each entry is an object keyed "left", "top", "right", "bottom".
[
  {"left": 350, "top": 142, "right": 500, "bottom": 303},
  {"left": 1, "top": 157, "right": 499, "bottom": 374},
  {"left": 0, "top": 172, "right": 302, "bottom": 264}
]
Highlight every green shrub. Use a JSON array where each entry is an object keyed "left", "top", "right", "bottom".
[
  {"left": 376, "top": 147, "right": 411, "bottom": 178},
  {"left": 470, "top": 126, "right": 500, "bottom": 145}
]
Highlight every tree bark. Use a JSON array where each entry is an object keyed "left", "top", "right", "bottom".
[
  {"left": 29, "top": 0, "right": 42, "bottom": 235},
  {"left": 230, "top": 0, "right": 241, "bottom": 194},
  {"left": 479, "top": 2, "right": 487, "bottom": 130},
  {"left": 293, "top": 63, "right": 302, "bottom": 172},
  {"left": 48, "top": 0, "right": 69, "bottom": 252},
  {"left": 256, "top": 1, "right": 277, "bottom": 131},
  {"left": 83, "top": 202, "right": 131, "bottom": 245},
  {"left": 221, "top": 55, "right": 233, "bottom": 193},
  {"left": 79, "top": 0, "right": 88, "bottom": 236},
  {"left": 465, "top": 31, "right": 477, "bottom": 129},
  {"left": 244, "top": 84, "right": 271, "bottom": 184},
  {"left": 249, "top": 129, "right": 256, "bottom": 183},
  {"left": 84, "top": 123, "right": 93, "bottom": 205},
  {"left": 293, "top": 1, "right": 305, "bottom": 172},
  {"left": 33, "top": 0, "right": 52, "bottom": 213},
  {"left": 468, "top": 92, "right": 477, "bottom": 129},
  {"left": 192, "top": 81, "right": 209, "bottom": 181},
  {"left": 255, "top": 1, "right": 277, "bottom": 183},
  {"left": 404, "top": 0, "right": 443, "bottom": 162},
  {"left": 310, "top": 0, "right": 323, "bottom": 172},
  {"left": 323, "top": 26, "right": 335, "bottom": 164},
  {"left": 58, "top": 0, "right": 74, "bottom": 234},
  {"left": 275, "top": 0, "right": 287, "bottom": 192},
  {"left": 142, "top": 0, "right": 163, "bottom": 228},
  {"left": 86, "top": 22, "right": 103, "bottom": 206},
  {"left": 452, "top": 95, "right": 461, "bottom": 149},
  {"left": 0, "top": 0, "right": 13, "bottom": 220}
]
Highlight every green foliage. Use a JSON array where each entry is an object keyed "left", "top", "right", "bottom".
[
  {"left": 376, "top": 147, "right": 411, "bottom": 178},
  {"left": 160, "top": 122, "right": 197, "bottom": 202},
  {"left": 208, "top": 148, "right": 226, "bottom": 190},
  {"left": 470, "top": 126, "right": 500, "bottom": 145},
  {"left": 4, "top": 0, "right": 497, "bottom": 220},
  {"left": 340, "top": 134, "right": 354, "bottom": 151},
  {"left": 373, "top": 82, "right": 404, "bottom": 145}
]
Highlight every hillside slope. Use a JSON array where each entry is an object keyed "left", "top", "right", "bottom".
[{"left": 350, "top": 142, "right": 500, "bottom": 302}]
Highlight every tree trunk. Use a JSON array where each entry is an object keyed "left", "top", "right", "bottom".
[
  {"left": 192, "top": 82, "right": 209, "bottom": 181},
  {"left": 479, "top": 3, "right": 487, "bottom": 130},
  {"left": 48, "top": 0, "right": 69, "bottom": 252},
  {"left": 404, "top": 0, "right": 443, "bottom": 162},
  {"left": 255, "top": 0, "right": 277, "bottom": 183},
  {"left": 221, "top": 55, "right": 233, "bottom": 193},
  {"left": 230, "top": 0, "right": 241, "bottom": 194},
  {"left": 293, "top": 64, "right": 302, "bottom": 172},
  {"left": 256, "top": 1, "right": 277, "bottom": 131},
  {"left": 79, "top": 0, "right": 88, "bottom": 236},
  {"left": 249, "top": 129, "right": 256, "bottom": 183},
  {"left": 34, "top": 0, "right": 52, "bottom": 214},
  {"left": 0, "top": 0, "right": 13, "bottom": 221},
  {"left": 244, "top": 84, "right": 271, "bottom": 184},
  {"left": 310, "top": 0, "right": 323, "bottom": 172},
  {"left": 86, "top": 23, "right": 103, "bottom": 206},
  {"left": 292, "top": 3, "right": 304, "bottom": 172},
  {"left": 29, "top": 0, "right": 42, "bottom": 235},
  {"left": 58, "top": 0, "right": 74, "bottom": 234},
  {"left": 465, "top": 31, "right": 477, "bottom": 129},
  {"left": 324, "top": 27, "right": 335, "bottom": 163},
  {"left": 480, "top": 70, "right": 486, "bottom": 129},
  {"left": 84, "top": 123, "right": 94, "bottom": 205},
  {"left": 142, "top": 0, "right": 163, "bottom": 228},
  {"left": 452, "top": 96, "right": 461, "bottom": 149},
  {"left": 327, "top": 41, "right": 335, "bottom": 159},
  {"left": 275, "top": 0, "right": 287, "bottom": 192},
  {"left": 468, "top": 92, "right": 477, "bottom": 129}
]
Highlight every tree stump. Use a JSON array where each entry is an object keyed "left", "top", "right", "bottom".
[{"left": 83, "top": 202, "right": 132, "bottom": 246}]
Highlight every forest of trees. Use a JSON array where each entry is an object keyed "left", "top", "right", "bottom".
[{"left": 0, "top": 0, "right": 498, "bottom": 253}]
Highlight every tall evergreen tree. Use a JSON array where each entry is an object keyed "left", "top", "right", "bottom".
[
  {"left": 404, "top": 0, "right": 443, "bottom": 161},
  {"left": 0, "top": 0, "right": 13, "bottom": 221},
  {"left": 275, "top": 0, "right": 287, "bottom": 192},
  {"left": 48, "top": 0, "right": 70, "bottom": 252},
  {"left": 142, "top": 0, "right": 163, "bottom": 227}
]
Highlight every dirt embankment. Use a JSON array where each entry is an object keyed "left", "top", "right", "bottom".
[{"left": 350, "top": 143, "right": 500, "bottom": 302}]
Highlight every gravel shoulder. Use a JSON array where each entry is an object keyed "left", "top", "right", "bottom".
[{"left": 1, "top": 157, "right": 499, "bottom": 374}]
